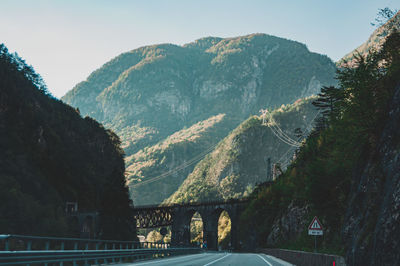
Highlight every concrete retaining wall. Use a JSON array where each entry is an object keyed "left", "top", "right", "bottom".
[{"left": 258, "top": 248, "right": 346, "bottom": 266}]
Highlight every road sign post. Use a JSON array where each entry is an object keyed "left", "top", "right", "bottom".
[{"left": 308, "top": 216, "right": 323, "bottom": 252}]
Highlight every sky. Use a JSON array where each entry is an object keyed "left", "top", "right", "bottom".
[{"left": 0, "top": 0, "right": 398, "bottom": 98}]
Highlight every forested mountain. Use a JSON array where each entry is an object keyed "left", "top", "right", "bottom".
[
  {"left": 166, "top": 97, "right": 319, "bottom": 204},
  {"left": 0, "top": 44, "right": 136, "bottom": 240},
  {"left": 239, "top": 27, "right": 400, "bottom": 265},
  {"left": 62, "top": 33, "right": 337, "bottom": 205},
  {"left": 127, "top": 113, "right": 232, "bottom": 205},
  {"left": 338, "top": 10, "right": 399, "bottom": 66}
]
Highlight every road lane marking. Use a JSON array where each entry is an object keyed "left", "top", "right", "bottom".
[
  {"left": 203, "top": 253, "right": 231, "bottom": 266},
  {"left": 131, "top": 253, "right": 207, "bottom": 265},
  {"left": 256, "top": 254, "right": 273, "bottom": 266}
]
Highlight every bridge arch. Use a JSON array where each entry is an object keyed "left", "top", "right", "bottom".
[
  {"left": 189, "top": 211, "right": 203, "bottom": 246},
  {"left": 218, "top": 210, "right": 231, "bottom": 249},
  {"left": 135, "top": 199, "right": 247, "bottom": 250}
]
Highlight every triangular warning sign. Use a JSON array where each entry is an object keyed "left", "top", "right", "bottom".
[{"left": 308, "top": 216, "right": 323, "bottom": 230}]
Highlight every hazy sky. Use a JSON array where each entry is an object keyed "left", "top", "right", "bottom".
[{"left": 0, "top": 0, "right": 397, "bottom": 98}]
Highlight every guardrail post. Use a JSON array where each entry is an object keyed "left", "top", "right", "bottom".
[
  {"left": 84, "top": 242, "right": 89, "bottom": 266},
  {"left": 119, "top": 243, "right": 123, "bottom": 262},
  {"left": 27, "top": 240, "right": 32, "bottom": 251},
  {"left": 59, "top": 242, "right": 64, "bottom": 266},
  {"left": 94, "top": 242, "right": 100, "bottom": 264},
  {"left": 4, "top": 239, "right": 9, "bottom": 251},
  {"left": 72, "top": 242, "right": 78, "bottom": 266},
  {"left": 112, "top": 243, "right": 116, "bottom": 263},
  {"left": 103, "top": 243, "right": 108, "bottom": 264},
  {"left": 44, "top": 241, "right": 50, "bottom": 266},
  {"left": 73, "top": 241, "right": 78, "bottom": 266}
]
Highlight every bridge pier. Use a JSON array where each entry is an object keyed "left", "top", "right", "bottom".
[
  {"left": 171, "top": 208, "right": 192, "bottom": 246},
  {"left": 203, "top": 210, "right": 219, "bottom": 250},
  {"left": 134, "top": 200, "right": 247, "bottom": 251},
  {"left": 230, "top": 213, "right": 239, "bottom": 250}
]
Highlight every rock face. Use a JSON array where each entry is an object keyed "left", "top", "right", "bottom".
[
  {"left": 267, "top": 202, "right": 310, "bottom": 246},
  {"left": 342, "top": 84, "right": 400, "bottom": 266},
  {"left": 62, "top": 33, "right": 337, "bottom": 205}
]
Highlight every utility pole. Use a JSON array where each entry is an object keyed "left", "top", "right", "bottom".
[
  {"left": 267, "top": 158, "right": 272, "bottom": 180},
  {"left": 259, "top": 109, "right": 268, "bottom": 125},
  {"left": 272, "top": 163, "right": 282, "bottom": 181}
]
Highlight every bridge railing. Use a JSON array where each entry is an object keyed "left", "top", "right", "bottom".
[{"left": 0, "top": 234, "right": 200, "bottom": 265}]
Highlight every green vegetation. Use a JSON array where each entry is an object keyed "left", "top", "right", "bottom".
[
  {"left": 240, "top": 31, "right": 400, "bottom": 254},
  {"left": 62, "top": 33, "right": 337, "bottom": 205},
  {"left": 146, "top": 230, "right": 163, "bottom": 243},
  {"left": 338, "top": 10, "right": 399, "bottom": 67},
  {"left": 218, "top": 211, "right": 231, "bottom": 249},
  {"left": 190, "top": 212, "right": 203, "bottom": 245},
  {"left": 126, "top": 114, "right": 230, "bottom": 205},
  {"left": 0, "top": 44, "right": 136, "bottom": 240},
  {"left": 166, "top": 97, "right": 319, "bottom": 204}
]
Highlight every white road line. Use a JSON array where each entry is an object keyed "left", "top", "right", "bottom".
[
  {"left": 256, "top": 254, "right": 273, "bottom": 266},
  {"left": 203, "top": 253, "right": 231, "bottom": 266},
  {"left": 131, "top": 253, "right": 206, "bottom": 265}
]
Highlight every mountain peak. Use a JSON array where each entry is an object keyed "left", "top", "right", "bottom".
[{"left": 183, "top": 36, "right": 223, "bottom": 50}]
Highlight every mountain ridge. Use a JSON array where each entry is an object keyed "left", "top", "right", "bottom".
[{"left": 62, "top": 33, "right": 337, "bottom": 205}]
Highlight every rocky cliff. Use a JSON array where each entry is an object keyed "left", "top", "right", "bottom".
[{"left": 342, "top": 83, "right": 400, "bottom": 265}]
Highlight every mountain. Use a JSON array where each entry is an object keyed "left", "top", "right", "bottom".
[
  {"left": 239, "top": 25, "right": 400, "bottom": 265},
  {"left": 338, "top": 11, "right": 399, "bottom": 66},
  {"left": 62, "top": 33, "right": 337, "bottom": 205},
  {"left": 166, "top": 97, "right": 319, "bottom": 204},
  {"left": 0, "top": 44, "right": 136, "bottom": 240},
  {"left": 126, "top": 113, "right": 232, "bottom": 205}
]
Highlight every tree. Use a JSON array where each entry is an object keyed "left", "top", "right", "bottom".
[{"left": 371, "top": 7, "right": 398, "bottom": 28}]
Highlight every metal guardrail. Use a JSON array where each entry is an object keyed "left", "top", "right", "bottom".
[
  {"left": 0, "top": 248, "right": 201, "bottom": 265},
  {"left": 0, "top": 234, "right": 168, "bottom": 251},
  {"left": 0, "top": 234, "right": 201, "bottom": 265}
]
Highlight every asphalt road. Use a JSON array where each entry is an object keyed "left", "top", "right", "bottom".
[{"left": 120, "top": 252, "right": 293, "bottom": 266}]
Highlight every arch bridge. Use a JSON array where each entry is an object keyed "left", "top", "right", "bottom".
[{"left": 133, "top": 199, "right": 248, "bottom": 250}]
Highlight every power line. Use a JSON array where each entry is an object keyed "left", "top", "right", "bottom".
[
  {"left": 260, "top": 109, "right": 301, "bottom": 147},
  {"left": 276, "top": 109, "right": 322, "bottom": 166},
  {"left": 130, "top": 143, "right": 218, "bottom": 188},
  {"left": 269, "top": 124, "right": 301, "bottom": 147},
  {"left": 270, "top": 120, "right": 301, "bottom": 146}
]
